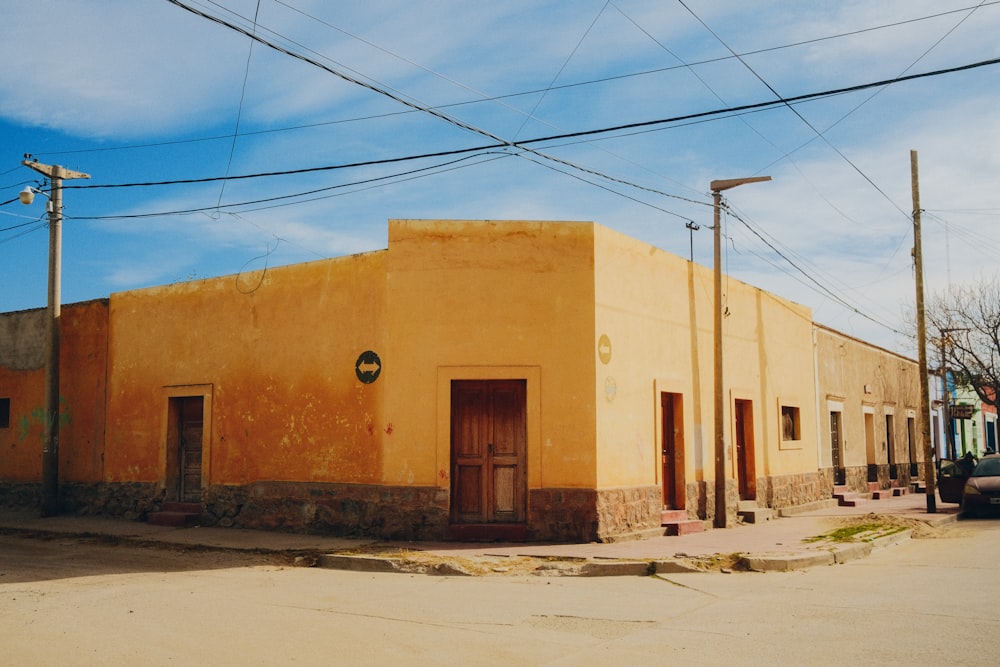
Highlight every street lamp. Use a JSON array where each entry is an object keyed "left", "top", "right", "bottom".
[
  {"left": 19, "top": 158, "right": 90, "bottom": 517},
  {"left": 710, "top": 176, "right": 771, "bottom": 529}
]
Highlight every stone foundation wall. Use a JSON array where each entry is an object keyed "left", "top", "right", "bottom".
[
  {"left": 0, "top": 482, "right": 41, "bottom": 509},
  {"left": 757, "top": 472, "right": 828, "bottom": 509},
  {"left": 594, "top": 486, "right": 661, "bottom": 542},
  {"left": 844, "top": 466, "right": 869, "bottom": 493},
  {"left": 63, "top": 482, "right": 164, "bottom": 519},
  {"left": 527, "top": 488, "right": 597, "bottom": 542},
  {"left": 0, "top": 482, "right": 163, "bottom": 520},
  {"left": 685, "top": 479, "right": 740, "bottom": 524},
  {"left": 203, "top": 482, "right": 451, "bottom": 541},
  {"left": 526, "top": 486, "right": 661, "bottom": 542},
  {"left": 686, "top": 481, "right": 709, "bottom": 520},
  {"left": 866, "top": 463, "right": 914, "bottom": 489}
]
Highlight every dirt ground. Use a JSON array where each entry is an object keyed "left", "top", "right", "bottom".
[
  {"left": 0, "top": 531, "right": 294, "bottom": 584},
  {"left": 2, "top": 520, "right": 995, "bottom": 666}
]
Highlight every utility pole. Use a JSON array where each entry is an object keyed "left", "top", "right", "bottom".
[
  {"left": 20, "top": 158, "right": 90, "bottom": 517},
  {"left": 911, "top": 149, "right": 936, "bottom": 513},
  {"left": 710, "top": 176, "right": 771, "bottom": 529}
]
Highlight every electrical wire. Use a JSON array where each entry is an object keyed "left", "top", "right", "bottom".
[
  {"left": 159, "top": 0, "right": 1000, "bottom": 225},
  {"left": 216, "top": 0, "right": 262, "bottom": 210},
  {"left": 21, "top": 54, "right": 994, "bottom": 204},
  {"left": 66, "top": 152, "right": 511, "bottom": 221},
  {"left": 511, "top": 1, "right": 610, "bottom": 141},
  {"left": 32, "top": 2, "right": 1000, "bottom": 161},
  {"left": 724, "top": 204, "right": 905, "bottom": 334},
  {"left": 754, "top": 1, "right": 990, "bottom": 183},
  {"left": 677, "top": 0, "right": 907, "bottom": 219},
  {"left": 162, "top": 0, "right": 716, "bottom": 220}
]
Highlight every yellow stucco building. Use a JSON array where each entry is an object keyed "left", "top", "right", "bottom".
[{"left": 0, "top": 219, "right": 923, "bottom": 541}]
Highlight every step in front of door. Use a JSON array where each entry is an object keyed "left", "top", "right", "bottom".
[{"left": 148, "top": 502, "right": 202, "bottom": 527}]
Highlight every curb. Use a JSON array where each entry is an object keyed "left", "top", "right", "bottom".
[
  {"left": 316, "top": 526, "right": 921, "bottom": 577},
  {"left": 738, "top": 527, "right": 913, "bottom": 572},
  {"left": 0, "top": 505, "right": 956, "bottom": 578}
]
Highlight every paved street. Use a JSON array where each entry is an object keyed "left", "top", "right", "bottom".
[{"left": 2, "top": 518, "right": 997, "bottom": 665}]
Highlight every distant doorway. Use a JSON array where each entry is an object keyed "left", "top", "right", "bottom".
[
  {"left": 830, "top": 411, "right": 845, "bottom": 485},
  {"left": 865, "top": 410, "right": 877, "bottom": 482},
  {"left": 660, "top": 392, "right": 685, "bottom": 509},
  {"left": 886, "top": 414, "right": 898, "bottom": 480},
  {"left": 735, "top": 399, "right": 756, "bottom": 501}
]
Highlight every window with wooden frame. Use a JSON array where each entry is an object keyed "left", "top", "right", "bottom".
[{"left": 781, "top": 405, "right": 801, "bottom": 441}]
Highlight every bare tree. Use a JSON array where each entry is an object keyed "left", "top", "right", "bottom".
[{"left": 926, "top": 276, "right": 1000, "bottom": 409}]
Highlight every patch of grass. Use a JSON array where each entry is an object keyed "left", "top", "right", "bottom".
[{"left": 805, "top": 521, "right": 908, "bottom": 543}]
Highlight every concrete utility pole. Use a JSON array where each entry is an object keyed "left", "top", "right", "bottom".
[
  {"left": 20, "top": 158, "right": 90, "bottom": 517},
  {"left": 911, "top": 149, "right": 936, "bottom": 513},
  {"left": 710, "top": 176, "right": 771, "bottom": 529}
]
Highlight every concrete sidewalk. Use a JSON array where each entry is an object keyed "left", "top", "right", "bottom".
[{"left": 0, "top": 493, "right": 960, "bottom": 576}]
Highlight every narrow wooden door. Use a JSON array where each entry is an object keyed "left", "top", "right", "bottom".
[
  {"left": 178, "top": 397, "right": 204, "bottom": 503},
  {"left": 735, "top": 399, "right": 756, "bottom": 501},
  {"left": 660, "top": 392, "right": 685, "bottom": 509},
  {"left": 451, "top": 380, "right": 526, "bottom": 524}
]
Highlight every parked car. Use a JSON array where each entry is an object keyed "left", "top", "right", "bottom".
[{"left": 961, "top": 454, "right": 1000, "bottom": 517}]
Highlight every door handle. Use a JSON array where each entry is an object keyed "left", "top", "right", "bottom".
[{"left": 488, "top": 443, "right": 494, "bottom": 455}]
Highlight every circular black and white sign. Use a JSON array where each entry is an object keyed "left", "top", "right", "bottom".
[{"left": 355, "top": 350, "right": 382, "bottom": 384}]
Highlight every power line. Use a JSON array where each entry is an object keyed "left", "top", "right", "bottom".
[
  {"left": 25, "top": 54, "right": 995, "bottom": 201},
  {"left": 65, "top": 152, "right": 510, "bottom": 221},
  {"left": 216, "top": 0, "right": 262, "bottom": 210},
  {"left": 158, "top": 0, "right": 1000, "bottom": 223},
  {"left": 678, "top": 0, "right": 906, "bottom": 219},
  {"left": 725, "top": 206, "right": 905, "bottom": 335},
  {"left": 753, "top": 2, "right": 990, "bottom": 188},
  {"left": 162, "top": 0, "right": 708, "bottom": 220},
  {"left": 32, "top": 2, "right": 1000, "bottom": 160},
  {"left": 512, "top": 1, "right": 610, "bottom": 141}
]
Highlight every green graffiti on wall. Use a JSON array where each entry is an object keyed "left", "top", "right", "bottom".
[{"left": 17, "top": 397, "right": 72, "bottom": 442}]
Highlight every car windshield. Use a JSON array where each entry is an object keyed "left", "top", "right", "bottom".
[{"left": 971, "top": 458, "right": 1000, "bottom": 477}]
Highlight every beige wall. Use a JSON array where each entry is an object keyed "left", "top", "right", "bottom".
[
  {"left": 592, "top": 225, "right": 703, "bottom": 489},
  {"left": 814, "top": 326, "right": 922, "bottom": 475},
  {"left": 384, "top": 219, "right": 597, "bottom": 490},
  {"left": 592, "top": 225, "right": 819, "bottom": 492},
  {"left": 105, "top": 253, "right": 386, "bottom": 488}
]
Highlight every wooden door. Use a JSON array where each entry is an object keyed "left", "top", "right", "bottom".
[
  {"left": 735, "top": 399, "right": 756, "bottom": 500},
  {"left": 660, "top": 392, "right": 685, "bottom": 509},
  {"left": 178, "top": 397, "right": 204, "bottom": 503},
  {"left": 451, "top": 380, "right": 526, "bottom": 524},
  {"left": 831, "top": 411, "right": 845, "bottom": 485}
]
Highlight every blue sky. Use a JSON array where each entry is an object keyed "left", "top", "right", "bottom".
[{"left": 2, "top": 1, "right": 999, "bottom": 353}]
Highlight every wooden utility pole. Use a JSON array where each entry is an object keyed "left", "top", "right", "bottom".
[{"left": 911, "top": 149, "right": 936, "bottom": 513}]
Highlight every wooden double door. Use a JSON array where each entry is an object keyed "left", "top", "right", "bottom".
[{"left": 450, "top": 380, "right": 527, "bottom": 525}]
